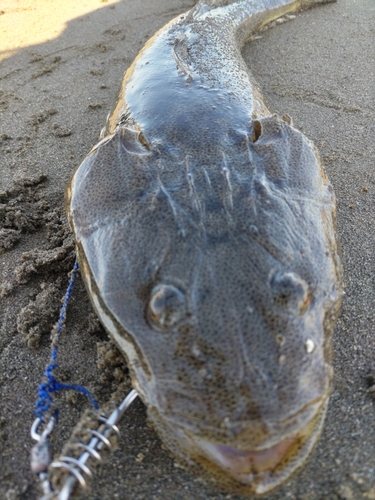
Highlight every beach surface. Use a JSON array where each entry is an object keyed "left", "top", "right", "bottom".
[{"left": 1, "top": 0, "right": 375, "bottom": 499}]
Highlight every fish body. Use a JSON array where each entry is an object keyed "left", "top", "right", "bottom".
[{"left": 67, "top": 0, "right": 341, "bottom": 494}]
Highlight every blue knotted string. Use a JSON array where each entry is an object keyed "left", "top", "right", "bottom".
[{"left": 35, "top": 260, "right": 98, "bottom": 423}]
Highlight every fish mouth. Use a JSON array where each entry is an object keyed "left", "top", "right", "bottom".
[
  {"left": 187, "top": 398, "right": 329, "bottom": 494},
  {"left": 194, "top": 434, "right": 297, "bottom": 479}
]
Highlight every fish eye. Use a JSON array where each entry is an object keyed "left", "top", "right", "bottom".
[
  {"left": 270, "top": 271, "right": 309, "bottom": 316},
  {"left": 147, "top": 284, "right": 187, "bottom": 331}
]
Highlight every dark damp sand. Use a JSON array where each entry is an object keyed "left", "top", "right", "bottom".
[{"left": 1, "top": 1, "right": 375, "bottom": 499}]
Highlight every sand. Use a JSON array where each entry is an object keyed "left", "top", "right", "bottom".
[{"left": 1, "top": 0, "right": 375, "bottom": 499}]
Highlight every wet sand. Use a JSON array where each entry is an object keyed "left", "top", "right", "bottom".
[{"left": 1, "top": 0, "right": 375, "bottom": 499}]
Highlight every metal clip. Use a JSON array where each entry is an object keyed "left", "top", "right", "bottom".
[
  {"left": 31, "top": 417, "right": 56, "bottom": 444},
  {"left": 30, "top": 417, "right": 55, "bottom": 474},
  {"left": 30, "top": 417, "right": 56, "bottom": 497}
]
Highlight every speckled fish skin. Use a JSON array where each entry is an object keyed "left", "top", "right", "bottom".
[{"left": 67, "top": 0, "right": 341, "bottom": 494}]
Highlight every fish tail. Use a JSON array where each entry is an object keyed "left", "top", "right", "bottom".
[
  {"left": 196, "top": 0, "right": 335, "bottom": 7},
  {"left": 192, "top": 0, "right": 335, "bottom": 40}
]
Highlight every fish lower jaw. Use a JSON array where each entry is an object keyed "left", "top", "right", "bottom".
[{"left": 187, "top": 399, "right": 329, "bottom": 495}]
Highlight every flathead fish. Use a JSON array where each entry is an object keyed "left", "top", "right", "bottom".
[{"left": 67, "top": 0, "right": 342, "bottom": 494}]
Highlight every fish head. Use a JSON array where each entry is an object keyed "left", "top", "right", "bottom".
[{"left": 68, "top": 117, "right": 342, "bottom": 493}]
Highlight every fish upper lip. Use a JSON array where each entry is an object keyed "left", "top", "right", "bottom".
[
  {"left": 193, "top": 433, "right": 298, "bottom": 478},
  {"left": 162, "top": 393, "right": 328, "bottom": 450},
  {"left": 278, "top": 394, "right": 329, "bottom": 427}
]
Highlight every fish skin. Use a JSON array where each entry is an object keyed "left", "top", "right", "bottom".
[{"left": 67, "top": 0, "right": 341, "bottom": 494}]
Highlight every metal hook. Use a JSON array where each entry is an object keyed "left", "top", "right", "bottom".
[{"left": 33, "top": 390, "right": 139, "bottom": 500}]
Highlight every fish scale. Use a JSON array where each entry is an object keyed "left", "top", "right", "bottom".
[{"left": 67, "top": 0, "right": 342, "bottom": 494}]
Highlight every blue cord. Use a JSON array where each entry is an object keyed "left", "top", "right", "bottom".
[{"left": 35, "top": 260, "right": 99, "bottom": 423}]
